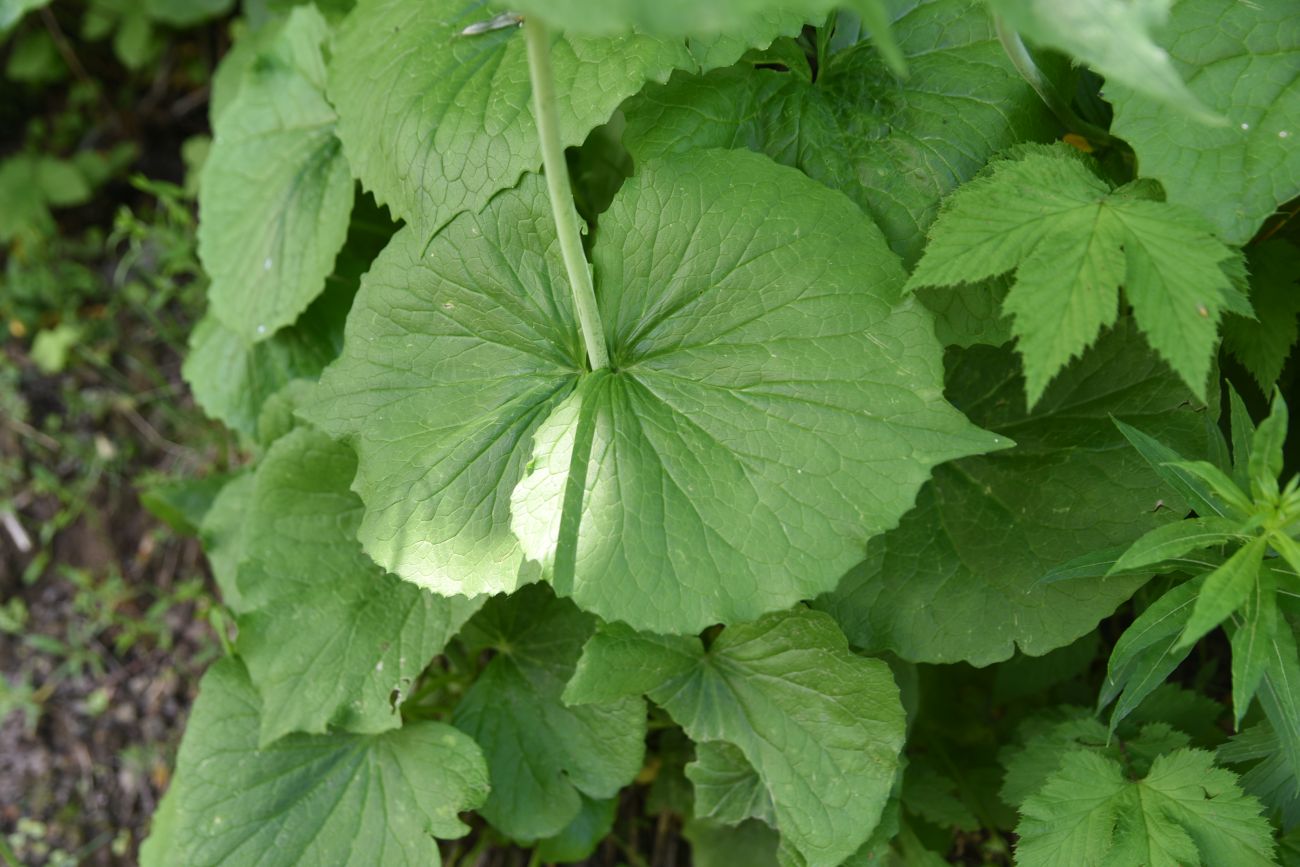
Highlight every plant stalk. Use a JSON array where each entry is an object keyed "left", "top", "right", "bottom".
[{"left": 524, "top": 17, "right": 610, "bottom": 371}]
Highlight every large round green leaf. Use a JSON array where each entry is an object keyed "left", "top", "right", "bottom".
[
  {"left": 141, "top": 658, "right": 487, "bottom": 867},
  {"left": 307, "top": 149, "right": 999, "bottom": 633},
  {"left": 235, "top": 428, "right": 481, "bottom": 745},
  {"left": 621, "top": 0, "right": 1056, "bottom": 263},
  {"left": 1109, "top": 0, "right": 1300, "bottom": 245},
  {"left": 816, "top": 322, "right": 1209, "bottom": 665},
  {"left": 326, "top": 0, "right": 793, "bottom": 241}
]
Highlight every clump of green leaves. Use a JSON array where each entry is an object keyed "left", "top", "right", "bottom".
[{"left": 140, "top": 0, "right": 1300, "bottom": 864}]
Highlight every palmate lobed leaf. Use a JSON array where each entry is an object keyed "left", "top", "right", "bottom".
[
  {"left": 1015, "top": 748, "right": 1275, "bottom": 867},
  {"left": 1223, "top": 241, "right": 1300, "bottom": 392},
  {"left": 564, "top": 608, "right": 906, "bottom": 867},
  {"left": 305, "top": 149, "right": 999, "bottom": 634},
  {"left": 906, "top": 145, "right": 1241, "bottom": 404}
]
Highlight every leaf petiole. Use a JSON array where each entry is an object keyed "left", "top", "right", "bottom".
[{"left": 524, "top": 17, "right": 610, "bottom": 371}]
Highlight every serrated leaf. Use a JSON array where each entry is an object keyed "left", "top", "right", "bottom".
[
  {"left": 1224, "top": 241, "right": 1300, "bottom": 391},
  {"left": 985, "top": 0, "right": 1218, "bottom": 123},
  {"left": 1016, "top": 748, "right": 1276, "bottom": 867},
  {"left": 198, "top": 5, "right": 354, "bottom": 342},
  {"left": 1178, "top": 535, "right": 1267, "bottom": 649},
  {"left": 450, "top": 584, "right": 645, "bottom": 842},
  {"left": 620, "top": 0, "right": 1055, "bottom": 263},
  {"left": 307, "top": 151, "right": 997, "bottom": 633},
  {"left": 907, "top": 146, "right": 1239, "bottom": 402},
  {"left": 817, "top": 323, "right": 1205, "bottom": 665},
  {"left": 1220, "top": 720, "right": 1300, "bottom": 826},
  {"left": 1002, "top": 714, "right": 1197, "bottom": 813},
  {"left": 688, "top": 741, "right": 777, "bottom": 827},
  {"left": 1230, "top": 566, "right": 1280, "bottom": 726},
  {"left": 565, "top": 609, "right": 905, "bottom": 867},
  {"left": 1110, "top": 516, "right": 1246, "bottom": 574},
  {"left": 1001, "top": 715, "right": 1111, "bottom": 809},
  {"left": 142, "top": 658, "right": 488, "bottom": 867},
  {"left": 1108, "top": 0, "right": 1300, "bottom": 244},
  {"left": 901, "top": 757, "right": 980, "bottom": 831},
  {"left": 327, "top": 0, "right": 775, "bottom": 241},
  {"left": 234, "top": 428, "right": 481, "bottom": 745}
]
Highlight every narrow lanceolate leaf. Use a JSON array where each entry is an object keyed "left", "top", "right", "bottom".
[
  {"left": 1178, "top": 536, "right": 1268, "bottom": 649},
  {"left": 985, "top": 0, "right": 1218, "bottom": 123},
  {"left": 907, "top": 146, "right": 1240, "bottom": 402},
  {"left": 1223, "top": 241, "right": 1300, "bottom": 391},
  {"left": 565, "top": 609, "right": 906, "bottom": 867},
  {"left": 234, "top": 428, "right": 481, "bottom": 745},
  {"left": 620, "top": 0, "right": 1055, "bottom": 263},
  {"left": 1109, "top": 0, "right": 1300, "bottom": 244},
  {"left": 326, "top": 0, "right": 773, "bottom": 242},
  {"left": 307, "top": 152, "right": 998, "bottom": 633},
  {"left": 1230, "top": 567, "right": 1279, "bottom": 726},
  {"left": 1113, "top": 419, "right": 1226, "bottom": 519},
  {"left": 1101, "top": 577, "right": 1202, "bottom": 730},
  {"left": 198, "top": 6, "right": 354, "bottom": 342},
  {"left": 1259, "top": 609, "right": 1300, "bottom": 797},
  {"left": 1016, "top": 749, "right": 1275, "bottom": 867},
  {"left": 450, "top": 585, "right": 645, "bottom": 842},
  {"left": 818, "top": 323, "right": 1205, "bottom": 665},
  {"left": 1109, "top": 516, "right": 1246, "bottom": 574},
  {"left": 143, "top": 658, "right": 488, "bottom": 867},
  {"left": 1248, "top": 390, "right": 1288, "bottom": 502}
]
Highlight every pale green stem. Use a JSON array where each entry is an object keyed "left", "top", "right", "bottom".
[
  {"left": 994, "top": 16, "right": 1115, "bottom": 147},
  {"left": 524, "top": 17, "right": 610, "bottom": 370}
]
